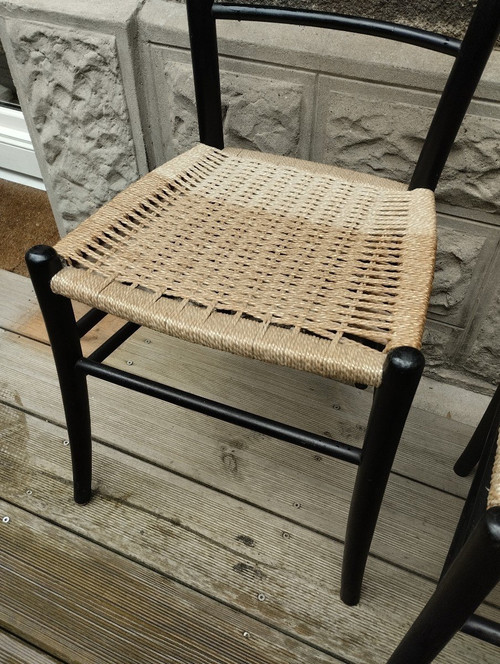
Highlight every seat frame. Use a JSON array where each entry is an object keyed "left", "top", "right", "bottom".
[
  {"left": 387, "top": 386, "right": 500, "bottom": 663},
  {"left": 26, "top": 0, "right": 500, "bottom": 607}
]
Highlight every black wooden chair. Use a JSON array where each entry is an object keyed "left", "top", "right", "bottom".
[
  {"left": 26, "top": 0, "right": 500, "bottom": 606},
  {"left": 387, "top": 385, "right": 500, "bottom": 663}
]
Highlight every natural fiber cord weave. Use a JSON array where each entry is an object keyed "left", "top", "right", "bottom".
[
  {"left": 488, "top": 429, "right": 500, "bottom": 509},
  {"left": 51, "top": 143, "right": 437, "bottom": 386}
]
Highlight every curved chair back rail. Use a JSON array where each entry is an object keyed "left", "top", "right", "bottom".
[{"left": 186, "top": 0, "right": 500, "bottom": 191}]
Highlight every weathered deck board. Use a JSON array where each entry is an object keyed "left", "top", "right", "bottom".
[
  {"left": 0, "top": 500, "right": 341, "bottom": 664},
  {"left": 104, "top": 329, "right": 476, "bottom": 495},
  {"left": 0, "top": 327, "right": 476, "bottom": 582},
  {"left": 0, "top": 630, "right": 64, "bottom": 664},
  {"left": 0, "top": 267, "right": 125, "bottom": 355},
  {"left": 1, "top": 405, "right": 498, "bottom": 664}
]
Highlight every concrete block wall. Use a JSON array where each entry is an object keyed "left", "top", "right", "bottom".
[
  {"left": 0, "top": 0, "right": 498, "bottom": 393},
  {"left": 0, "top": 1, "right": 149, "bottom": 234}
]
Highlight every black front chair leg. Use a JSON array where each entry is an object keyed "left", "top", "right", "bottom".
[
  {"left": 341, "top": 346, "right": 425, "bottom": 606},
  {"left": 387, "top": 507, "right": 500, "bottom": 664},
  {"left": 454, "top": 384, "right": 500, "bottom": 477},
  {"left": 26, "top": 245, "right": 92, "bottom": 504}
]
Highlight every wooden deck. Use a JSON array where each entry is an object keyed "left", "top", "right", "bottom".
[{"left": 0, "top": 267, "right": 499, "bottom": 664}]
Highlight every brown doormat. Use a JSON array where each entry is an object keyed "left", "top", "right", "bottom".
[{"left": 0, "top": 179, "right": 60, "bottom": 277}]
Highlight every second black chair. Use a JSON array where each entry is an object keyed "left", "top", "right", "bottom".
[{"left": 388, "top": 385, "right": 500, "bottom": 663}]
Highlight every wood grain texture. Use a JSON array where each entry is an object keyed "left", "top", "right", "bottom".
[
  {"left": 0, "top": 630, "right": 64, "bottom": 664},
  {"left": 0, "top": 326, "right": 474, "bottom": 580},
  {"left": 0, "top": 408, "right": 498, "bottom": 664},
  {"left": 0, "top": 267, "right": 126, "bottom": 354},
  {"left": 0, "top": 501, "right": 340, "bottom": 664}
]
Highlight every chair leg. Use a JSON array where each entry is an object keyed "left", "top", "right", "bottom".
[
  {"left": 341, "top": 346, "right": 425, "bottom": 606},
  {"left": 387, "top": 507, "right": 500, "bottom": 664},
  {"left": 454, "top": 384, "right": 500, "bottom": 477},
  {"left": 25, "top": 245, "right": 92, "bottom": 504},
  {"left": 442, "top": 415, "right": 498, "bottom": 578}
]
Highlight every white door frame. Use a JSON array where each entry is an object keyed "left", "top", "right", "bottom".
[{"left": 0, "top": 104, "right": 45, "bottom": 189}]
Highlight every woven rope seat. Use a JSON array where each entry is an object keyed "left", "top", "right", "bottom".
[
  {"left": 51, "top": 143, "right": 436, "bottom": 387},
  {"left": 488, "top": 429, "right": 500, "bottom": 509}
]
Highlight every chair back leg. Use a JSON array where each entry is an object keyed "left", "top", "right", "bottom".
[
  {"left": 454, "top": 385, "right": 500, "bottom": 477},
  {"left": 387, "top": 507, "right": 500, "bottom": 664},
  {"left": 442, "top": 416, "right": 499, "bottom": 578}
]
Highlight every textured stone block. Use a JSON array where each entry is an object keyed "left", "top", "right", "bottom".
[
  {"left": 430, "top": 226, "right": 485, "bottom": 317},
  {"left": 163, "top": 60, "right": 303, "bottom": 158},
  {"left": 316, "top": 84, "right": 500, "bottom": 214},
  {"left": 8, "top": 22, "right": 139, "bottom": 233},
  {"left": 421, "top": 321, "right": 455, "bottom": 369},
  {"left": 464, "top": 288, "right": 500, "bottom": 384}
]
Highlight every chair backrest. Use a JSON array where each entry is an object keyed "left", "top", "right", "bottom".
[{"left": 185, "top": 0, "right": 500, "bottom": 191}]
